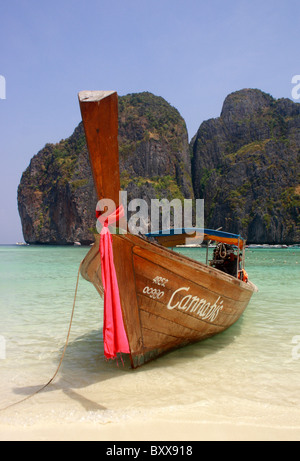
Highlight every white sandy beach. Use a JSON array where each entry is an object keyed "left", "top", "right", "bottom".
[
  {"left": 1, "top": 415, "right": 300, "bottom": 442},
  {"left": 1, "top": 247, "right": 299, "bottom": 442},
  {"left": 1, "top": 379, "right": 300, "bottom": 441}
]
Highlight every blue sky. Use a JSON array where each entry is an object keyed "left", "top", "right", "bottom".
[{"left": 0, "top": 0, "right": 299, "bottom": 243}]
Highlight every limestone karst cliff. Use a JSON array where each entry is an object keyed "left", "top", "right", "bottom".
[
  {"left": 191, "top": 88, "right": 300, "bottom": 244},
  {"left": 18, "top": 92, "right": 192, "bottom": 244},
  {"left": 18, "top": 89, "right": 300, "bottom": 244}
]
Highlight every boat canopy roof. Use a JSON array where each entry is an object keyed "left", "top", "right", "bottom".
[{"left": 146, "top": 228, "right": 246, "bottom": 250}]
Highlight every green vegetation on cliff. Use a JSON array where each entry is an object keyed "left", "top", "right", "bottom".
[
  {"left": 18, "top": 92, "right": 192, "bottom": 244},
  {"left": 17, "top": 89, "right": 300, "bottom": 244},
  {"left": 191, "top": 89, "right": 300, "bottom": 244}
]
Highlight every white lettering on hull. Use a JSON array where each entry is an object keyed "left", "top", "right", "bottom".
[
  {"left": 143, "top": 286, "right": 165, "bottom": 300},
  {"left": 142, "top": 275, "right": 225, "bottom": 323},
  {"left": 167, "top": 286, "right": 224, "bottom": 322}
]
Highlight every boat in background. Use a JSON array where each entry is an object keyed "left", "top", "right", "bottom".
[{"left": 78, "top": 90, "right": 258, "bottom": 368}]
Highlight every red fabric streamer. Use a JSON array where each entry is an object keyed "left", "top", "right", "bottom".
[{"left": 97, "top": 205, "right": 130, "bottom": 360}]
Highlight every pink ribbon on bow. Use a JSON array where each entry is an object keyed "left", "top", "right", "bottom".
[{"left": 97, "top": 205, "right": 130, "bottom": 360}]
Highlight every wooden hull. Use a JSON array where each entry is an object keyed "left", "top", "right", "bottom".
[
  {"left": 81, "top": 233, "right": 257, "bottom": 368},
  {"left": 78, "top": 90, "right": 257, "bottom": 369}
]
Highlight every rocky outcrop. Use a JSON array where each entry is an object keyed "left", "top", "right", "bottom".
[
  {"left": 17, "top": 124, "right": 98, "bottom": 244},
  {"left": 18, "top": 88, "right": 300, "bottom": 245},
  {"left": 18, "top": 92, "right": 192, "bottom": 244},
  {"left": 191, "top": 89, "right": 300, "bottom": 244},
  {"left": 118, "top": 93, "right": 193, "bottom": 207}
]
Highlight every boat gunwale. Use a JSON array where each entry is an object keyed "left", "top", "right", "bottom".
[{"left": 107, "top": 232, "right": 258, "bottom": 294}]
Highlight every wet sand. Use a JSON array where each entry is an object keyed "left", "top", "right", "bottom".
[{"left": 1, "top": 383, "right": 299, "bottom": 441}]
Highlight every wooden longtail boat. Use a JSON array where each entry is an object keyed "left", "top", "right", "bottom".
[{"left": 78, "top": 90, "right": 258, "bottom": 368}]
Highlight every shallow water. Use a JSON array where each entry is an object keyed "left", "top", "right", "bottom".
[{"left": 0, "top": 244, "right": 299, "bottom": 429}]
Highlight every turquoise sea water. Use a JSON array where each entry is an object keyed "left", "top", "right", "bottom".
[{"left": 0, "top": 244, "right": 300, "bottom": 430}]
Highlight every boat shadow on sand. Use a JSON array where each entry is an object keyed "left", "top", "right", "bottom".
[{"left": 12, "top": 318, "right": 243, "bottom": 412}]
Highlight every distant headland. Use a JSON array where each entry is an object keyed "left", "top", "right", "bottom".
[{"left": 18, "top": 89, "right": 300, "bottom": 245}]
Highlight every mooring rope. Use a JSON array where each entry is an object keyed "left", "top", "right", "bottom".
[{"left": 0, "top": 260, "right": 83, "bottom": 413}]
